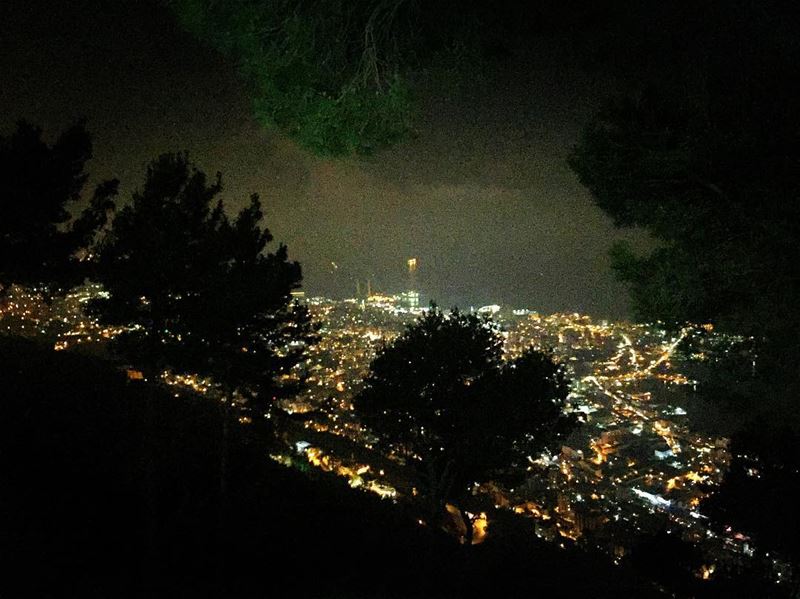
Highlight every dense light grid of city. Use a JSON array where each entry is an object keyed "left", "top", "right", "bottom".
[{"left": 5, "top": 284, "right": 786, "bottom": 584}]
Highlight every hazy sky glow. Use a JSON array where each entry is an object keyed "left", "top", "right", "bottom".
[{"left": 2, "top": 1, "right": 651, "bottom": 317}]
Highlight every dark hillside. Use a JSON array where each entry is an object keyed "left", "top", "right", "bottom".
[{"left": 0, "top": 337, "right": 658, "bottom": 598}]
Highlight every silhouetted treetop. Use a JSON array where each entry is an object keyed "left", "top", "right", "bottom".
[
  {"left": 356, "top": 306, "right": 574, "bottom": 535},
  {"left": 569, "top": 3, "right": 800, "bottom": 572},
  {"left": 91, "top": 152, "right": 315, "bottom": 407},
  {"left": 568, "top": 3, "right": 800, "bottom": 343},
  {"left": 0, "top": 120, "right": 117, "bottom": 292}
]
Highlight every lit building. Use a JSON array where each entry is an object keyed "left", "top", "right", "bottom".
[{"left": 399, "top": 290, "right": 420, "bottom": 310}]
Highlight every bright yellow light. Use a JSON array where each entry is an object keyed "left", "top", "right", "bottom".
[
  {"left": 472, "top": 512, "right": 489, "bottom": 544},
  {"left": 126, "top": 369, "right": 144, "bottom": 381},
  {"left": 700, "top": 564, "right": 716, "bottom": 580}
]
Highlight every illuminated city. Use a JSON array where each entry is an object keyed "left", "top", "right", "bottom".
[
  {"left": 2, "top": 281, "right": 788, "bottom": 587},
  {"left": 3, "top": 3, "right": 797, "bottom": 595}
]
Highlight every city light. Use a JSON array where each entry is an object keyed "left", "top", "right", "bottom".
[{"left": 1, "top": 285, "right": 771, "bottom": 577}]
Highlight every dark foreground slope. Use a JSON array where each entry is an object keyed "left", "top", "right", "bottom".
[{"left": 0, "top": 336, "right": 658, "bottom": 598}]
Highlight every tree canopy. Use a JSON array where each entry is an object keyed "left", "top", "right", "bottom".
[
  {"left": 90, "top": 152, "right": 315, "bottom": 408},
  {"left": 0, "top": 121, "right": 117, "bottom": 293},
  {"left": 703, "top": 426, "right": 800, "bottom": 565},
  {"left": 569, "top": 2, "right": 800, "bottom": 569},
  {"left": 355, "top": 306, "right": 575, "bottom": 535},
  {"left": 568, "top": 2, "right": 800, "bottom": 350},
  {"left": 569, "top": 90, "right": 800, "bottom": 345},
  {"left": 166, "top": 0, "right": 518, "bottom": 155}
]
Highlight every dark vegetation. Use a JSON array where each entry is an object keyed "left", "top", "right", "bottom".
[
  {"left": 703, "top": 428, "right": 800, "bottom": 565},
  {"left": 89, "top": 151, "right": 316, "bottom": 409},
  {"left": 567, "top": 0, "right": 800, "bottom": 568},
  {"left": 0, "top": 120, "right": 116, "bottom": 293},
  {"left": 356, "top": 306, "right": 575, "bottom": 542},
  {"left": 0, "top": 335, "right": 659, "bottom": 598},
  {"left": 165, "top": 0, "right": 594, "bottom": 155},
  {"left": 624, "top": 529, "right": 780, "bottom": 598},
  {"left": 569, "top": 0, "right": 800, "bottom": 348}
]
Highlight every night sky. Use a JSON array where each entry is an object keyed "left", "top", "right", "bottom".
[{"left": 2, "top": 1, "right": 651, "bottom": 318}]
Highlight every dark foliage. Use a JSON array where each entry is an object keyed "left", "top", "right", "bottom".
[
  {"left": 569, "top": 89, "right": 800, "bottom": 346},
  {"left": 569, "top": 0, "right": 800, "bottom": 574},
  {"left": 356, "top": 306, "right": 575, "bottom": 530},
  {"left": 90, "top": 152, "right": 315, "bottom": 408},
  {"left": 568, "top": 1, "right": 800, "bottom": 349},
  {"left": 626, "top": 530, "right": 704, "bottom": 596},
  {"left": 0, "top": 121, "right": 117, "bottom": 292},
  {"left": 625, "top": 528, "right": 784, "bottom": 598},
  {"left": 166, "top": 0, "right": 540, "bottom": 155},
  {"left": 703, "top": 427, "right": 800, "bottom": 564}
]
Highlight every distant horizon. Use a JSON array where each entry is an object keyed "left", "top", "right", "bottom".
[{"left": 298, "top": 289, "right": 634, "bottom": 323}]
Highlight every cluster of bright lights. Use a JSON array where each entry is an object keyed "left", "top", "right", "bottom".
[{"left": 1, "top": 288, "right": 765, "bottom": 573}]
